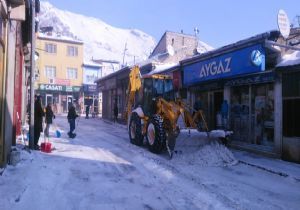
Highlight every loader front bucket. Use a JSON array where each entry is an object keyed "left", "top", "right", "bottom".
[
  {"left": 173, "top": 129, "right": 233, "bottom": 155},
  {"left": 173, "top": 129, "right": 211, "bottom": 154}
]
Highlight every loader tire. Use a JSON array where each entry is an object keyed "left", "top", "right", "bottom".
[
  {"left": 146, "top": 115, "right": 166, "bottom": 154},
  {"left": 129, "top": 112, "right": 143, "bottom": 146}
]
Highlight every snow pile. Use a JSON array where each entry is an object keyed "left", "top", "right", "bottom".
[
  {"left": 39, "top": 1, "right": 156, "bottom": 63},
  {"left": 276, "top": 50, "right": 300, "bottom": 67},
  {"left": 173, "top": 140, "right": 237, "bottom": 167}
]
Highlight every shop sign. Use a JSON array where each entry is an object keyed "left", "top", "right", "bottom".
[
  {"left": 83, "top": 84, "right": 97, "bottom": 92},
  {"left": 65, "top": 86, "right": 73, "bottom": 92},
  {"left": 224, "top": 72, "right": 275, "bottom": 86},
  {"left": 183, "top": 44, "right": 265, "bottom": 86},
  {"left": 39, "top": 84, "right": 63, "bottom": 91},
  {"left": 39, "top": 84, "right": 81, "bottom": 92},
  {"left": 73, "top": 86, "right": 81, "bottom": 92}
]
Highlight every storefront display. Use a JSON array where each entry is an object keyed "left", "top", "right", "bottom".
[
  {"left": 230, "top": 83, "right": 274, "bottom": 147},
  {"left": 36, "top": 84, "right": 81, "bottom": 113}
]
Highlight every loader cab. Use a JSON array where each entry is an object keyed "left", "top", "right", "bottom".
[{"left": 142, "top": 77, "right": 174, "bottom": 116}]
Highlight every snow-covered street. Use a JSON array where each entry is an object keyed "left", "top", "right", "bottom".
[{"left": 1, "top": 116, "right": 300, "bottom": 210}]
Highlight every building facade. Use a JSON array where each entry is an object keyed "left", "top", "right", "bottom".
[
  {"left": 181, "top": 30, "right": 300, "bottom": 163},
  {"left": 82, "top": 62, "right": 102, "bottom": 115},
  {"left": 35, "top": 33, "right": 84, "bottom": 113},
  {"left": 0, "top": 0, "right": 36, "bottom": 167}
]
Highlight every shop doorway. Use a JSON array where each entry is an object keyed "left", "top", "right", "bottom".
[
  {"left": 67, "top": 95, "right": 73, "bottom": 110},
  {"left": 46, "top": 94, "right": 53, "bottom": 106},
  {"left": 208, "top": 91, "right": 223, "bottom": 129}
]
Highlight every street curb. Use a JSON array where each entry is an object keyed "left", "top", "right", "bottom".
[{"left": 238, "top": 160, "right": 300, "bottom": 182}]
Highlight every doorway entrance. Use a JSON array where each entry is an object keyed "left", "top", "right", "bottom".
[
  {"left": 67, "top": 95, "right": 73, "bottom": 110},
  {"left": 46, "top": 94, "right": 53, "bottom": 106},
  {"left": 208, "top": 91, "right": 224, "bottom": 129},
  {"left": 195, "top": 90, "right": 223, "bottom": 130}
]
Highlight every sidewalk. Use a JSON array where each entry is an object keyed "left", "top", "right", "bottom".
[{"left": 232, "top": 149, "right": 300, "bottom": 181}]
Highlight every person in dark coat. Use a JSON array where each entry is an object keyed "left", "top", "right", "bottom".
[
  {"left": 44, "top": 103, "right": 55, "bottom": 139},
  {"left": 67, "top": 103, "right": 78, "bottom": 138},
  {"left": 34, "top": 96, "right": 45, "bottom": 149},
  {"left": 85, "top": 105, "right": 90, "bottom": 119}
]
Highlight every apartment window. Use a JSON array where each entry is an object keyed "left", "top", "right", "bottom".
[
  {"left": 67, "top": 68, "right": 78, "bottom": 79},
  {"left": 67, "top": 46, "right": 78, "bottom": 56},
  {"left": 45, "top": 43, "right": 57, "bottom": 53},
  {"left": 86, "top": 74, "right": 97, "bottom": 83},
  {"left": 45, "top": 66, "right": 56, "bottom": 78}
]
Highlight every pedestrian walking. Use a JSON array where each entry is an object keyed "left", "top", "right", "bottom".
[
  {"left": 34, "top": 96, "right": 45, "bottom": 149},
  {"left": 86, "top": 105, "right": 90, "bottom": 119},
  {"left": 44, "top": 103, "right": 55, "bottom": 139},
  {"left": 67, "top": 103, "right": 79, "bottom": 138}
]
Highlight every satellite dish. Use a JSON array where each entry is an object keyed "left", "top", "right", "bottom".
[
  {"left": 277, "top": 9, "right": 291, "bottom": 39},
  {"left": 166, "top": 45, "right": 175, "bottom": 56}
]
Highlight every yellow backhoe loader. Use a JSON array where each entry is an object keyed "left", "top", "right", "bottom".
[{"left": 125, "top": 66, "right": 231, "bottom": 158}]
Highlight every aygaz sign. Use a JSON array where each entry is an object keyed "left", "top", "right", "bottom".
[{"left": 183, "top": 44, "right": 265, "bottom": 86}]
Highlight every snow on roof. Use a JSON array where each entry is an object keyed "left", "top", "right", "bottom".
[
  {"left": 38, "top": 33, "right": 84, "bottom": 44},
  {"left": 83, "top": 61, "right": 102, "bottom": 68},
  {"left": 146, "top": 63, "right": 179, "bottom": 75},
  {"left": 276, "top": 51, "right": 300, "bottom": 67}
]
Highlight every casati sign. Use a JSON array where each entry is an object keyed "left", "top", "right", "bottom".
[{"left": 39, "top": 84, "right": 81, "bottom": 92}]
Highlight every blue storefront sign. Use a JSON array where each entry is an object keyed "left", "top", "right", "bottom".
[
  {"left": 224, "top": 71, "right": 275, "bottom": 86},
  {"left": 183, "top": 44, "right": 265, "bottom": 86}
]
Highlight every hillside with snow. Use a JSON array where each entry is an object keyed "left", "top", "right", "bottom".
[{"left": 39, "top": 1, "right": 156, "bottom": 64}]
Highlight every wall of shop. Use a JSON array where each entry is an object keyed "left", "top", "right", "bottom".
[{"left": 281, "top": 69, "right": 300, "bottom": 163}]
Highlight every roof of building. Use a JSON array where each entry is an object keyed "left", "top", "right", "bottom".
[
  {"left": 144, "top": 63, "right": 179, "bottom": 76},
  {"left": 92, "top": 59, "right": 120, "bottom": 64},
  {"left": 276, "top": 50, "right": 300, "bottom": 67},
  {"left": 150, "top": 31, "right": 198, "bottom": 58},
  {"left": 38, "top": 33, "right": 84, "bottom": 45},
  {"left": 94, "top": 66, "right": 130, "bottom": 83},
  {"left": 180, "top": 30, "right": 280, "bottom": 66},
  {"left": 83, "top": 61, "right": 102, "bottom": 68}
]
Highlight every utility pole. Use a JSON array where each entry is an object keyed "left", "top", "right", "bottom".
[
  {"left": 122, "top": 42, "right": 127, "bottom": 67},
  {"left": 29, "top": 0, "right": 36, "bottom": 149},
  {"left": 194, "top": 27, "right": 199, "bottom": 54}
]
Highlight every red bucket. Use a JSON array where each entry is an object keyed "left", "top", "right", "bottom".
[{"left": 41, "top": 142, "right": 52, "bottom": 153}]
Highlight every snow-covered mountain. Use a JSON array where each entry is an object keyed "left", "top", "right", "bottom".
[{"left": 39, "top": 1, "right": 156, "bottom": 64}]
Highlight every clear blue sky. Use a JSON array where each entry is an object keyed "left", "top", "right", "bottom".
[{"left": 45, "top": 0, "right": 299, "bottom": 48}]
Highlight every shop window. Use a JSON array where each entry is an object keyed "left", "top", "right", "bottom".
[
  {"left": 230, "top": 86, "right": 250, "bottom": 142},
  {"left": 230, "top": 84, "right": 274, "bottom": 146},
  {"left": 251, "top": 84, "right": 274, "bottom": 146},
  {"left": 67, "top": 68, "right": 78, "bottom": 79},
  {"left": 67, "top": 46, "right": 78, "bottom": 56},
  {"left": 86, "top": 74, "right": 97, "bottom": 83},
  {"left": 45, "top": 43, "right": 57, "bottom": 53},
  {"left": 283, "top": 72, "right": 300, "bottom": 137}
]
